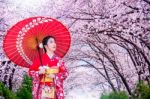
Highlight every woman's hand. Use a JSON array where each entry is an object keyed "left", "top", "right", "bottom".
[{"left": 38, "top": 66, "right": 49, "bottom": 74}]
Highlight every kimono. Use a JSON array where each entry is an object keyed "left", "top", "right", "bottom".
[{"left": 29, "top": 53, "right": 68, "bottom": 99}]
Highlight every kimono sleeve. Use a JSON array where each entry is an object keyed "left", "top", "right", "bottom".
[
  {"left": 28, "top": 58, "right": 40, "bottom": 77},
  {"left": 28, "top": 58, "right": 40, "bottom": 98},
  {"left": 57, "top": 60, "right": 69, "bottom": 81}
]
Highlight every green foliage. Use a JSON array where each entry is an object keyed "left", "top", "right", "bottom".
[
  {"left": 100, "top": 81, "right": 150, "bottom": 99},
  {"left": 16, "top": 75, "right": 32, "bottom": 99},
  {"left": 100, "top": 91, "right": 129, "bottom": 99},
  {"left": 0, "top": 82, "right": 18, "bottom": 99},
  {"left": 0, "top": 75, "right": 32, "bottom": 99},
  {"left": 133, "top": 81, "right": 150, "bottom": 99}
]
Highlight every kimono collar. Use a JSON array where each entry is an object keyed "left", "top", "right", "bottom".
[{"left": 46, "top": 53, "right": 56, "bottom": 59}]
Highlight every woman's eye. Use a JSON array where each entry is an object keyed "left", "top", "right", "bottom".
[
  {"left": 48, "top": 39, "right": 55, "bottom": 43},
  {"left": 49, "top": 40, "right": 55, "bottom": 43}
]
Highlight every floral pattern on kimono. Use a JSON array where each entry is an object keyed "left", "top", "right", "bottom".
[{"left": 28, "top": 54, "right": 68, "bottom": 99}]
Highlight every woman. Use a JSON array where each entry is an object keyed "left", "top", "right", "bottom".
[{"left": 29, "top": 36, "right": 68, "bottom": 99}]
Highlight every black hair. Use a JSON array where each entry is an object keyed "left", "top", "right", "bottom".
[{"left": 42, "top": 35, "right": 55, "bottom": 53}]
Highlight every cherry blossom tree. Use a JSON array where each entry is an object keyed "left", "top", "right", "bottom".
[{"left": 0, "top": 0, "right": 150, "bottom": 98}]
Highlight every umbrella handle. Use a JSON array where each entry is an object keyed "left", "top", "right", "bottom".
[
  {"left": 54, "top": 76, "right": 58, "bottom": 99},
  {"left": 36, "top": 38, "right": 43, "bottom": 66}
]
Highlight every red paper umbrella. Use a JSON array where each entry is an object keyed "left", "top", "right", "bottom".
[{"left": 3, "top": 17, "right": 71, "bottom": 67}]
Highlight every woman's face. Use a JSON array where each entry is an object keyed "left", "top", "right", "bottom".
[{"left": 45, "top": 38, "right": 56, "bottom": 52}]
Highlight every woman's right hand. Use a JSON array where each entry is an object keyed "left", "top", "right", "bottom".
[{"left": 38, "top": 66, "right": 49, "bottom": 74}]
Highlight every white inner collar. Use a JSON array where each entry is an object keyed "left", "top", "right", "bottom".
[{"left": 47, "top": 53, "right": 54, "bottom": 59}]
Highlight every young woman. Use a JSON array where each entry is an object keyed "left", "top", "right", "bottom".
[{"left": 29, "top": 36, "right": 68, "bottom": 99}]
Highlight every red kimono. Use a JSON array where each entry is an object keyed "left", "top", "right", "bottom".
[{"left": 29, "top": 54, "right": 68, "bottom": 99}]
